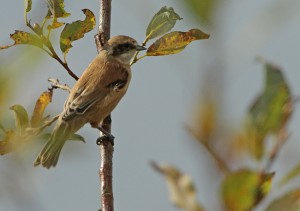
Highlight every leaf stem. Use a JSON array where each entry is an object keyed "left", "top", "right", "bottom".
[
  {"left": 263, "top": 129, "right": 289, "bottom": 172},
  {"left": 42, "top": 38, "right": 79, "bottom": 80}
]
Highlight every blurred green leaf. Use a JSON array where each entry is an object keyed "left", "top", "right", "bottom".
[
  {"left": 30, "top": 90, "right": 53, "bottom": 127},
  {"left": 68, "top": 134, "right": 85, "bottom": 143},
  {"left": 221, "top": 169, "right": 274, "bottom": 211},
  {"left": 152, "top": 162, "right": 204, "bottom": 211},
  {"left": 265, "top": 189, "right": 300, "bottom": 211},
  {"left": 246, "top": 62, "right": 292, "bottom": 159},
  {"left": 180, "top": 0, "right": 217, "bottom": 24},
  {"left": 0, "top": 123, "right": 6, "bottom": 133},
  {"left": 146, "top": 29, "right": 209, "bottom": 56},
  {"left": 0, "top": 129, "right": 43, "bottom": 155},
  {"left": 278, "top": 164, "right": 300, "bottom": 187},
  {"left": 25, "top": 0, "right": 32, "bottom": 13},
  {"left": 146, "top": 6, "right": 182, "bottom": 41},
  {"left": 0, "top": 30, "right": 43, "bottom": 50},
  {"left": 10, "top": 105, "right": 29, "bottom": 134},
  {"left": 0, "top": 130, "right": 18, "bottom": 155},
  {"left": 60, "top": 9, "right": 95, "bottom": 56}
]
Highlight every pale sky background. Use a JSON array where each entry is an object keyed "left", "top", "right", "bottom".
[{"left": 1, "top": 0, "right": 300, "bottom": 211}]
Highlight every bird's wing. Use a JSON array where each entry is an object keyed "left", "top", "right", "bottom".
[
  {"left": 61, "top": 65, "right": 129, "bottom": 121},
  {"left": 62, "top": 87, "right": 107, "bottom": 121}
]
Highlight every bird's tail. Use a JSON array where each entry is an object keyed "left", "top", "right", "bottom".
[{"left": 34, "top": 120, "right": 71, "bottom": 169}]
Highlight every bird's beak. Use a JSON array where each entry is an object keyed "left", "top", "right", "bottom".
[{"left": 136, "top": 45, "right": 147, "bottom": 51}]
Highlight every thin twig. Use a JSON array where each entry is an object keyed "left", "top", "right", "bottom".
[
  {"left": 185, "top": 124, "right": 230, "bottom": 174},
  {"left": 48, "top": 78, "right": 71, "bottom": 92},
  {"left": 25, "top": 20, "right": 79, "bottom": 81},
  {"left": 44, "top": 41, "right": 79, "bottom": 80}
]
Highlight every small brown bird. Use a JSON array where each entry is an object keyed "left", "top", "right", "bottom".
[{"left": 34, "top": 35, "right": 146, "bottom": 168}]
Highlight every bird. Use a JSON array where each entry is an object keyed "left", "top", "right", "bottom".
[{"left": 34, "top": 35, "right": 146, "bottom": 169}]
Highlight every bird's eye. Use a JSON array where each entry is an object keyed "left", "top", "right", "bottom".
[{"left": 123, "top": 43, "right": 130, "bottom": 49}]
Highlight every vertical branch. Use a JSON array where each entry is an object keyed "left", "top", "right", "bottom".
[
  {"left": 96, "top": 0, "right": 111, "bottom": 52},
  {"left": 95, "top": 0, "right": 113, "bottom": 211}
]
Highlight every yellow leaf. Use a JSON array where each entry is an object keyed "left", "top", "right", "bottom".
[
  {"left": 30, "top": 90, "right": 53, "bottom": 127},
  {"left": 0, "top": 30, "right": 43, "bottom": 50},
  {"left": 0, "top": 130, "right": 18, "bottom": 155},
  {"left": 195, "top": 101, "right": 217, "bottom": 141},
  {"left": 146, "top": 29, "right": 209, "bottom": 56}
]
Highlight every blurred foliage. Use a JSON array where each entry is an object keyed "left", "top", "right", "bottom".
[
  {"left": 0, "top": 90, "right": 53, "bottom": 155},
  {"left": 152, "top": 162, "right": 204, "bottom": 211},
  {"left": 245, "top": 62, "right": 292, "bottom": 159},
  {"left": 265, "top": 189, "right": 300, "bottom": 211},
  {"left": 232, "top": 62, "right": 293, "bottom": 160},
  {"left": 0, "top": 0, "right": 96, "bottom": 156},
  {"left": 154, "top": 60, "right": 300, "bottom": 211},
  {"left": 221, "top": 169, "right": 274, "bottom": 211},
  {"left": 278, "top": 164, "right": 300, "bottom": 188},
  {"left": 179, "top": 0, "right": 219, "bottom": 24}
]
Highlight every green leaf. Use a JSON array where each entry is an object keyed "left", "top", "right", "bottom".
[
  {"left": 68, "top": 134, "right": 85, "bottom": 143},
  {"left": 30, "top": 90, "right": 53, "bottom": 127},
  {"left": 10, "top": 105, "right": 29, "bottom": 134},
  {"left": 146, "top": 6, "right": 182, "bottom": 41},
  {"left": 0, "top": 30, "right": 43, "bottom": 50},
  {"left": 265, "top": 189, "right": 300, "bottom": 211},
  {"left": 152, "top": 162, "right": 204, "bottom": 211},
  {"left": 221, "top": 169, "right": 274, "bottom": 211},
  {"left": 146, "top": 29, "right": 209, "bottom": 56},
  {"left": 278, "top": 164, "right": 300, "bottom": 187},
  {"left": 60, "top": 9, "right": 96, "bottom": 56},
  {"left": 45, "top": 0, "right": 70, "bottom": 29},
  {"left": 246, "top": 62, "right": 293, "bottom": 159},
  {"left": 25, "top": 0, "right": 32, "bottom": 13}
]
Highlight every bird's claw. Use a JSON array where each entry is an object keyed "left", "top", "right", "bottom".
[{"left": 96, "top": 134, "right": 115, "bottom": 146}]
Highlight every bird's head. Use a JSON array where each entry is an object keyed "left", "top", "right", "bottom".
[{"left": 105, "top": 35, "right": 146, "bottom": 64}]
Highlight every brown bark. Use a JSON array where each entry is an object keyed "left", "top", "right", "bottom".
[{"left": 95, "top": 0, "right": 114, "bottom": 211}]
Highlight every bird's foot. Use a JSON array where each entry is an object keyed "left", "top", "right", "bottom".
[{"left": 96, "top": 134, "right": 115, "bottom": 146}]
